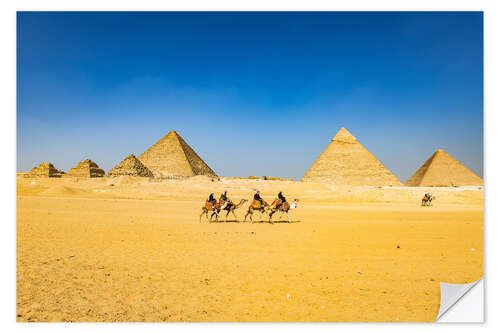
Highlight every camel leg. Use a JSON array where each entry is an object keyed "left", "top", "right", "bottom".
[
  {"left": 226, "top": 210, "right": 230, "bottom": 222},
  {"left": 232, "top": 210, "right": 237, "bottom": 222},
  {"left": 286, "top": 212, "right": 291, "bottom": 223},
  {"left": 200, "top": 209, "right": 205, "bottom": 223}
]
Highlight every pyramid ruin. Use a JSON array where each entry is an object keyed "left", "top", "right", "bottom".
[
  {"left": 405, "top": 149, "right": 483, "bottom": 187},
  {"left": 68, "top": 159, "right": 105, "bottom": 178},
  {"left": 138, "top": 131, "right": 217, "bottom": 178},
  {"left": 25, "top": 162, "right": 65, "bottom": 178},
  {"left": 301, "top": 127, "right": 402, "bottom": 186},
  {"left": 107, "top": 154, "right": 154, "bottom": 177}
]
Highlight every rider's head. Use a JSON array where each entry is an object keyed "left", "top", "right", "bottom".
[{"left": 256, "top": 190, "right": 260, "bottom": 194}]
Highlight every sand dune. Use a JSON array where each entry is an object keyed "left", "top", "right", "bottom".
[
  {"left": 16, "top": 176, "right": 483, "bottom": 322},
  {"left": 41, "top": 185, "right": 91, "bottom": 196}
]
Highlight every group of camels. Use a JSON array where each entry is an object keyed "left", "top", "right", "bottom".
[
  {"left": 199, "top": 195, "right": 299, "bottom": 223},
  {"left": 200, "top": 191, "right": 432, "bottom": 223}
]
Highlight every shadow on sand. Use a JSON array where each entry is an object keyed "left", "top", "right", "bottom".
[{"left": 207, "top": 219, "right": 301, "bottom": 224}]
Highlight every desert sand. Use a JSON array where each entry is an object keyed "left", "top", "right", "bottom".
[{"left": 16, "top": 174, "right": 483, "bottom": 322}]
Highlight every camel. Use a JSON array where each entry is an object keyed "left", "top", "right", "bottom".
[
  {"left": 421, "top": 194, "right": 435, "bottom": 207},
  {"left": 215, "top": 199, "right": 248, "bottom": 221},
  {"left": 199, "top": 200, "right": 221, "bottom": 222},
  {"left": 244, "top": 199, "right": 270, "bottom": 222},
  {"left": 269, "top": 199, "right": 299, "bottom": 223}
]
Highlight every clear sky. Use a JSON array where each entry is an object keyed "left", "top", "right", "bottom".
[{"left": 17, "top": 12, "right": 483, "bottom": 181}]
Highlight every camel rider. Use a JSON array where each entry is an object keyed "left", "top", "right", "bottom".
[
  {"left": 254, "top": 190, "right": 264, "bottom": 208},
  {"left": 220, "top": 190, "right": 230, "bottom": 210},
  {"left": 425, "top": 192, "right": 431, "bottom": 200},
  {"left": 208, "top": 192, "right": 216, "bottom": 209},
  {"left": 276, "top": 191, "right": 286, "bottom": 209}
]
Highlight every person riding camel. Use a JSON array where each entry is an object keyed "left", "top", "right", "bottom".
[
  {"left": 254, "top": 190, "right": 264, "bottom": 208},
  {"left": 220, "top": 190, "right": 230, "bottom": 211},
  {"left": 208, "top": 192, "right": 216, "bottom": 209},
  {"left": 276, "top": 191, "right": 287, "bottom": 209}
]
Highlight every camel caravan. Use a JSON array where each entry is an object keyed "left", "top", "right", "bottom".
[{"left": 200, "top": 190, "right": 300, "bottom": 223}]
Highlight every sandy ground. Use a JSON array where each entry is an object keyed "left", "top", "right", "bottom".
[{"left": 16, "top": 175, "right": 483, "bottom": 322}]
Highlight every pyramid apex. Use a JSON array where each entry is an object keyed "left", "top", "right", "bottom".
[
  {"left": 333, "top": 127, "right": 356, "bottom": 142},
  {"left": 433, "top": 149, "right": 451, "bottom": 159}
]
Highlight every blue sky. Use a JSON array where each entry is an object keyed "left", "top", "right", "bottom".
[{"left": 17, "top": 12, "right": 483, "bottom": 181}]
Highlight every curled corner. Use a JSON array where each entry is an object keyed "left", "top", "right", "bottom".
[{"left": 436, "top": 278, "right": 484, "bottom": 322}]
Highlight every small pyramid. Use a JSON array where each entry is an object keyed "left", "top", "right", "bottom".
[
  {"left": 405, "top": 149, "right": 483, "bottom": 187},
  {"left": 68, "top": 159, "right": 105, "bottom": 178},
  {"left": 25, "top": 162, "right": 65, "bottom": 178},
  {"left": 108, "top": 154, "right": 154, "bottom": 177},
  {"left": 138, "top": 131, "right": 217, "bottom": 178},
  {"left": 301, "top": 127, "right": 402, "bottom": 186}
]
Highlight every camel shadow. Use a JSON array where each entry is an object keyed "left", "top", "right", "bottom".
[
  {"left": 246, "top": 220, "right": 301, "bottom": 224},
  {"left": 210, "top": 219, "right": 240, "bottom": 223},
  {"left": 205, "top": 219, "right": 301, "bottom": 224}
]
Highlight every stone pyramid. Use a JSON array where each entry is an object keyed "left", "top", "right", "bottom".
[
  {"left": 301, "top": 127, "right": 402, "bottom": 186},
  {"left": 108, "top": 154, "right": 154, "bottom": 177},
  {"left": 405, "top": 149, "right": 483, "bottom": 187},
  {"left": 25, "top": 162, "right": 65, "bottom": 178},
  {"left": 68, "top": 159, "right": 105, "bottom": 178},
  {"left": 138, "top": 131, "right": 217, "bottom": 178}
]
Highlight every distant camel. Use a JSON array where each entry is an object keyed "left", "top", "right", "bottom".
[
  {"left": 244, "top": 199, "right": 270, "bottom": 222},
  {"left": 269, "top": 199, "right": 299, "bottom": 223},
  {"left": 200, "top": 200, "right": 221, "bottom": 222},
  {"left": 421, "top": 194, "right": 435, "bottom": 207}
]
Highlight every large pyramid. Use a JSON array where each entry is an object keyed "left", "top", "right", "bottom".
[
  {"left": 108, "top": 154, "right": 154, "bottom": 177},
  {"left": 25, "top": 162, "right": 65, "bottom": 178},
  {"left": 405, "top": 149, "right": 483, "bottom": 187},
  {"left": 301, "top": 127, "right": 402, "bottom": 186},
  {"left": 138, "top": 131, "right": 217, "bottom": 178},
  {"left": 68, "top": 159, "right": 105, "bottom": 178}
]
